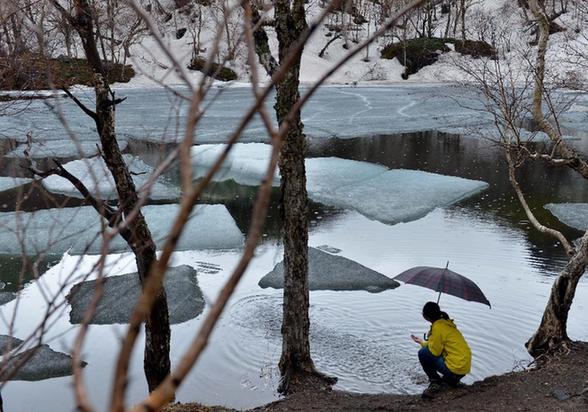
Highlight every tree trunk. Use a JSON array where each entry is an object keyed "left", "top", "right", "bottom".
[
  {"left": 524, "top": 0, "right": 588, "bottom": 357},
  {"left": 460, "top": 0, "right": 466, "bottom": 41},
  {"left": 69, "top": 0, "right": 170, "bottom": 390},
  {"left": 246, "top": 0, "right": 335, "bottom": 391},
  {"left": 526, "top": 233, "right": 588, "bottom": 356},
  {"left": 529, "top": 0, "right": 588, "bottom": 180},
  {"left": 273, "top": 0, "right": 314, "bottom": 380},
  {"left": 444, "top": 3, "right": 451, "bottom": 38}
]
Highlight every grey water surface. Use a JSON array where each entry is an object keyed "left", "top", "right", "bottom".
[{"left": 0, "top": 85, "right": 587, "bottom": 411}]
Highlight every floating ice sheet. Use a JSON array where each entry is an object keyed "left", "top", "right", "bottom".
[
  {"left": 0, "top": 177, "right": 32, "bottom": 192},
  {"left": 0, "top": 336, "right": 82, "bottom": 381},
  {"left": 42, "top": 154, "right": 179, "bottom": 200},
  {"left": 192, "top": 143, "right": 488, "bottom": 225},
  {"left": 0, "top": 204, "right": 243, "bottom": 255},
  {"left": 307, "top": 160, "right": 489, "bottom": 224},
  {"left": 545, "top": 203, "right": 588, "bottom": 231},
  {"left": 67, "top": 265, "right": 204, "bottom": 325},
  {"left": 2, "top": 86, "right": 588, "bottom": 145},
  {"left": 5, "top": 140, "right": 127, "bottom": 159},
  {"left": 259, "top": 247, "right": 400, "bottom": 292},
  {"left": 192, "top": 143, "right": 279, "bottom": 186}
]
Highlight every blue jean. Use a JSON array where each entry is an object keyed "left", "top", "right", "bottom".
[{"left": 418, "top": 346, "right": 463, "bottom": 386}]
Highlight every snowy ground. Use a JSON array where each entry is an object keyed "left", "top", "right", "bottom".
[{"left": 118, "top": 0, "right": 588, "bottom": 88}]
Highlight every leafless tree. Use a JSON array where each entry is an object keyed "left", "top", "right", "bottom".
[
  {"left": 460, "top": 0, "right": 588, "bottom": 358},
  {"left": 1, "top": 1, "right": 433, "bottom": 411}
]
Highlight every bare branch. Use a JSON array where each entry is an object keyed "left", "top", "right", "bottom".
[
  {"left": 505, "top": 148, "right": 575, "bottom": 256},
  {"left": 61, "top": 87, "right": 97, "bottom": 120},
  {"left": 528, "top": 0, "right": 588, "bottom": 179}
]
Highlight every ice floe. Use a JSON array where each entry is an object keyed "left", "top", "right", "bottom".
[
  {"left": 0, "top": 177, "right": 32, "bottom": 192},
  {"left": 5, "top": 140, "right": 127, "bottom": 159},
  {"left": 192, "top": 143, "right": 278, "bottom": 187},
  {"left": 545, "top": 203, "right": 588, "bottom": 231},
  {"left": 41, "top": 154, "right": 178, "bottom": 200},
  {"left": 192, "top": 143, "right": 489, "bottom": 225},
  {"left": 0, "top": 204, "right": 243, "bottom": 255}
]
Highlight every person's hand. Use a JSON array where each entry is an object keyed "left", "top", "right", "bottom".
[{"left": 410, "top": 334, "right": 424, "bottom": 345}]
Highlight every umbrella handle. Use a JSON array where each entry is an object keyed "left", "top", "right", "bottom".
[{"left": 437, "top": 289, "right": 442, "bottom": 305}]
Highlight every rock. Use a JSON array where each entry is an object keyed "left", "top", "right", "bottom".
[
  {"left": 176, "top": 28, "right": 187, "bottom": 39},
  {"left": 259, "top": 247, "right": 399, "bottom": 293},
  {"left": 0, "top": 336, "right": 84, "bottom": 382},
  {"left": 551, "top": 388, "right": 571, "bottom": 401},
  {"left": 67, "top": 265, "right": 205, "bottom": 325},
  {"left": 0, "top": 335, "right": 22, "bottom": 353}
]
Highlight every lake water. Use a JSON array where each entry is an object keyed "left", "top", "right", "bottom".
[{"left": 1, "top": 85, "right": 588, "bottom": 411}]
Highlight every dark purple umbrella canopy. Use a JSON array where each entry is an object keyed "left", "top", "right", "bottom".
[{"left": 394, "top": 266, "right": 491, "bottom": 307}]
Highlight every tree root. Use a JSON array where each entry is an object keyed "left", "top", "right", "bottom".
[
  {"left": 278, "top": 366, "right": 337, "bottom": 395},
  {"left": 526, "top": 338, "right": 577, "bottom": 369}
]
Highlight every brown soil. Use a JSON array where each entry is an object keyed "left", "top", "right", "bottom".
[{"left": 165, "top": 341, "right": 588, "bottom": 411}]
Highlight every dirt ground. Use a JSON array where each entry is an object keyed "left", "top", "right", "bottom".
[{"left": 164, "top": 341, "right": 588, "bottom": 412}]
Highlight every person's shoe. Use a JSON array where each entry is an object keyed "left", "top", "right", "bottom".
[
  {"left": 442, "top": 376, "right": 464, "bottom": 388},
  {"left": 422, "top": 381, "right": 444, "bottom": 399}
]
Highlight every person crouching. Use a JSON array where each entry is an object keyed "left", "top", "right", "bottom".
[{"left": 410, "top": 301, "right": 471, "bottom": 398}]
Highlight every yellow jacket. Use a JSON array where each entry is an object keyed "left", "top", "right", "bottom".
[{"left": 421, "top": 318, "right": 471, "bottom": 375}]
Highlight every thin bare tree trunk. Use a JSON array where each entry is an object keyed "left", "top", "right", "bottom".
[
  {"left": 526, "top": 232, "right": 588, "bottom": 356},
  {"left": 524, "top": 0, "right": 588, "bottom": 357},
  {"left": 529, "top": 0, "right": 588, "bottom": 179},
  {"left": 273, "top": 0, "right": 314, "bottom": 382},
  {"left": 246, "top": 0, "right": 334, "bottom": 392},
  {"left": 52, "top": 0, "right": 170, "bottom": 391},
  {"left": 460, "top": 0, "right": 466, "bottom": 41}
]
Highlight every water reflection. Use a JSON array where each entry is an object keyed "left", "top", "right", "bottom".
[
  {"left": 0, "top": 254, "right": 59, "bottom": 303},
  {"left": 192, "top": 131, "right": 583, "bottom": 273}
]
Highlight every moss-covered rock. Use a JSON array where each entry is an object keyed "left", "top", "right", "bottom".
[
  {"left": 0, "top": 54, "right": 134, "bottom": 90},
  {"left": 188, "top": 56, "right": 238, "bottom": 82},
  {"left": 452, "top": 39, "right": 497, "bottom": 58},
  {"left": 381, "top": 37, "right": 496, "bottom": 79},
  {"left": 381, "top": 37, "right": 450, "bottom": 79}
]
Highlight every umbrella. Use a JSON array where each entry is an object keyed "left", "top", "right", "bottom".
[{"left": 394, "top": 263, "right": 491, "bottom": 307}]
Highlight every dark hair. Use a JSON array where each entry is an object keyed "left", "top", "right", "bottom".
[{"left": 422, "top": 302, "right": 449, "bottom": 322}]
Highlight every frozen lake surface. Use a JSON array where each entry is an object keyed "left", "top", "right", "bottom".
[
  {"left": 2, "top": 85, "right": 588, "bottom": 147},
  {"left": 1, "top": 85, "right": 588, "bottom": 411}
]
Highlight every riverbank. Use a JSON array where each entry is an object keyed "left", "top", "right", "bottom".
[{"left": 164, "top": 341, "right": 588, "bottom": 412}]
